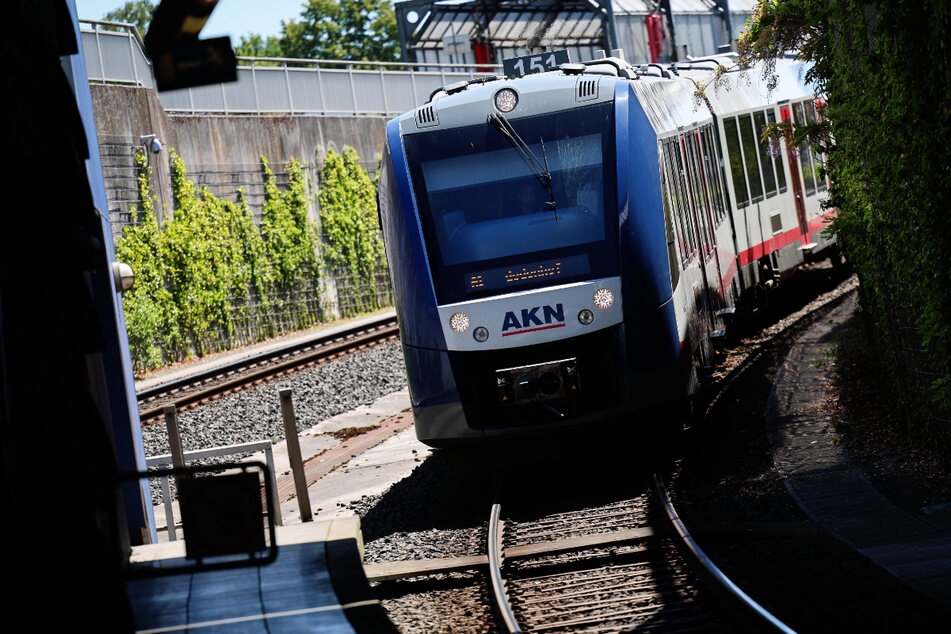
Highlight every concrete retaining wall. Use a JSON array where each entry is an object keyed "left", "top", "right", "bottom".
[{"left": 90, "top": 84, "right": 387, "bottom": 236}]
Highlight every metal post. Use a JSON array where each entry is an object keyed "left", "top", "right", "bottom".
[
  {"left": 379, "top": 66, "right": 390, "bottom": 116},
  {"left": 347, "top": 65, "right": 359, "bottom": 116},
  {"left": 163, "top": 405, "right": 186, "bottom": 541},
  {"left": 283, "top": 61, "right": 294, "bottom": 114},
  {"left": 316, "top": 64, "right": 327, "bottom": 115},
  {"left": 163, "top": 405, "right": 186, "bottom": 470},
  {"left": 127, "top": 27, "right": 141, "bottom": 86},
  {"left": 251, "top": 64, "right": 261, "bottom": 112},
  {"left": 410, "top": 69, "right": 419, "bottom": 108},
  {"left": 160, "top": 475, "right": 176, "bottom": 541},
  {"left": 263, "top": 444, "right": 283, "bottom": 526},
  {"left": 95, "top": 28, "right": 105, "bottom": 82},
  {"left": 279, "top": 389, "right": 313, "bottom": 522}
]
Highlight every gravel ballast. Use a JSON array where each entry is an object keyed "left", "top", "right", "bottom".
[{"left": 141, "top": 340, "right": 408, "bottom": 458}]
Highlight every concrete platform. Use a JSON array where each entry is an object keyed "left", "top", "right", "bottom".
[
  {"left": 128, "top": 518, "right": 396, "bottom": 633},
  {"left": 767, "top": 293, "right": 951, "bottom": 607}
]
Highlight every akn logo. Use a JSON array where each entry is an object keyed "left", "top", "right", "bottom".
[{"left": 501, "top": 304, "right": 566, "bottom": 336}]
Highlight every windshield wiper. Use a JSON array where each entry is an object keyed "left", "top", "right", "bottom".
[{"left": 487, "top": 112, "right": 558, "bottom": 220}]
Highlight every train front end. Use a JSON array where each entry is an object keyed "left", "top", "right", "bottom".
[{"left": 378, "top": 69, "right": 678, "bottom": 447}]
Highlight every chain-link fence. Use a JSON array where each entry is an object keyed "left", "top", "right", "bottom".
[{"left": 133, "top": 271, "right": 393, "bottom": 373}]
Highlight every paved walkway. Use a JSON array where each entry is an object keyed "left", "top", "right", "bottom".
[{"left": 766, "top": 293, "right": 951, "bottom": 607}]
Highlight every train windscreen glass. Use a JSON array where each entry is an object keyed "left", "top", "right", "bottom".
[{"left": 404, "top": 102, "right": 618, "bottom": 304}]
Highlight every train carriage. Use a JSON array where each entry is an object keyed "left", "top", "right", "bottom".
[{"left": 378, "top": 53, "right": 832, "bottom": 447}]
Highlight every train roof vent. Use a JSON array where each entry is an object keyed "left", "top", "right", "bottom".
[
  {"left": 415, "top": 104, "right": 439, "bottom": 129},
  {"left": 576, "top": 77, "right": 599, "bottom": 102}
]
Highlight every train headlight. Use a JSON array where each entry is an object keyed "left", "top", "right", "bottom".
[
  {"left": 473, "top": 326, "right": 489, "bottom": 342},
  {"left": 494, "top": 88, "right": 518, "bottom": 113},
  {"left": 578, "top": 309, "right": 595, "bottom": 325},
  {"left": 593, "top": 288, "right": 614, "bottom": 310},
  {"left": 449, "top": 312, "right": 470, "bottom": 333}
]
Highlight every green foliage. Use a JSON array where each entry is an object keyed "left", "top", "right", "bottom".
[
  {"left": 319, "top": 147, "right": 386, "bottom": 315},
  {"left": 739, "top": 1, "right": 951, "bottom": 439},
  {"left": 103, "top": 0, "right": 155, "bottom": 35},
  {"left": 117, "top": 151, "right": 327, "bottom": 373},
  {"left": 235, "top": 34, "right": 285, "bottom": 59},
  {"left": 240, "top": 0, "right": 399, "bottom": 62},
  {"left": 115, "top": 150, "right": 178, "bottom": 368}
]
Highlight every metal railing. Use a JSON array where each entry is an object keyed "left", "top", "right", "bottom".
[
  {"left": 147, "top": 440, "right": 282, "bottom": 541},
  {"left": 80, "top": 19, "right": 502, "bottom": 116}
]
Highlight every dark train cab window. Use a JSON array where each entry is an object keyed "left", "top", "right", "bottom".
[{"left": 403, "top": 102, "right": 618, "bottom": 304}]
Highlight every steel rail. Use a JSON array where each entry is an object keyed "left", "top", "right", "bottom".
[
  {"left": 137, "top": 315, "right": 398, "bottom": 420},
  {"left": 653, "top": 471, "right": 796, "bottom": 634},
  {"left": 488, "top": 501, "right": 523, "bottom": 634}
]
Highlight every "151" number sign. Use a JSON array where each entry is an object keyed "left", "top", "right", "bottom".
[{"left": 503, "top": 50, "right": 570, "bottom": 78}]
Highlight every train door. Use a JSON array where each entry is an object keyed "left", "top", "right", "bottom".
[{"left": 780, "top": 105, "right": 810, "bottom": 245}]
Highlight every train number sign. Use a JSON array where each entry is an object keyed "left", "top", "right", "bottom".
[{"left": 503, "top": 50, "right": 570, "bottom": 78}]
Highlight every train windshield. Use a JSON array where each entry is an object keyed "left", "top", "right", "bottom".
[{"left": 404, "top": 102, "right": 618, "bottom": 304}]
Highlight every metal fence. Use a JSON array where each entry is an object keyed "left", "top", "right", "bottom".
[
  {"left": 80, "top": 19, "right": 501, "bottom": 116},
  {"left": 146, "top": 441, "right": 281, "bottom": 541}
]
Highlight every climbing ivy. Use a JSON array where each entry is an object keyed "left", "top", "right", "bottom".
[
  {"left": 117, "top": 150, "right": 328, "bottom": 373},
  {"left": 115, "top": 150, "right": 179, "bottom": 368},
  {"left": 738, "top": 1, "right": 951, "bottom": 445},
  {"left": 318, "top": 147, "right": 387, "bottom": 316}
]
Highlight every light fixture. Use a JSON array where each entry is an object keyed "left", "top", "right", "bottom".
[
  {"left": 473, "top": 326, "right": 489, "bottom": 342},
  {"left": 578, "top": 309, "right": 594, "bottom": 325},
  {"left": 111, "top": 262, "right": 135, "bottom": 293},
  {"left": 593, "top": 288, "right": 614, "bottom": 309},
  {"left": 449, "top": 312, "right": 470, "bottom": 333},
  {"left": 494, "top": 88, "right": 518, "bottom": 113},
  {"left": 140, "top": 134, "right": 163, "bottom": 154}
]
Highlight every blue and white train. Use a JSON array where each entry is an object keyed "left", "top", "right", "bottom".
[{"left": 377, "top": 53, "right": 835, "bottom": 447}]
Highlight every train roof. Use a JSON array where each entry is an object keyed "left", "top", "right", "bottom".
[{"left": 402, "top": 54, "right": 819, "bottom": 136}]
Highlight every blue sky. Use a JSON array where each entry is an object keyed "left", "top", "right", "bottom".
[{"left": 74, "top": 0, "right": 309, "bottom": 40}]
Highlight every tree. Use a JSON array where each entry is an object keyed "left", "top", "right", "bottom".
[
  {"left": 103, "top": 0, "right": 155, "bottom": 35},
  {"left": 235, "top": 34, "right": 284, "bottom": 59},
  {"left": 238, "top": 0, "right": 398, "bottom": 62}
]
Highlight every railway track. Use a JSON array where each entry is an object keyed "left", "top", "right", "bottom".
[
  {"left": 365, "top": 464, "right": 794, "bottom": 633},
  {"left": 136, "top": 315, "right": 399, "bottom": 422},
  {"left": 486, "top": 469, "right": 793, "bottom": 633}
]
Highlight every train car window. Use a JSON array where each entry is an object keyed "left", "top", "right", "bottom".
[
  {"left": 707, "top": 125, "right": 729, "bottom": 223},
  {"left": 754, "top": 111, "right": 778, "bottom": 198},
  {"left": 682, "top": 134, "right": 711, "bottom": 255},
  {"left": 722, "top": 117, "right": 749, "bottom": 208},
  {"left": 793, "top": 102, "right": 817, "bottom": 196},
  {"left": 690, "top": 132, "right": 716, "bottom": 252},
  {"left": 739, "top": 114, "right": 765, "bottom": 202},
  {"left": 681, "top": 137, "right": 700, "bottom": 219},
  {"left": 805, "top": 101, "right": 828, "bottom": 192},
  {"left": 662, "top": 140, "right": 690, "bottom": 265},
  {"left": 670, "top": 140, "right": 698, "bottom": 258},
  {"left": 684, "top": 136, "right": 706, "bottom": 254},
  {"left": 767, "top": 110, "right": 788, "bottom": 193},
  {"left": 658, "top": 148, "right": 683, "bottom": 287},
  {"left": 700, "top": 126, "right": 726, "bottom": 224}
]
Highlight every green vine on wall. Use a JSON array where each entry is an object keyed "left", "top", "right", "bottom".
[
  {"left": 116, "top": 150, "right": 330, "bottom": 373},
  {"left": 738, "top": 0, "right": 951, "bottom": 444},
  {"left": 318, "top": 147, "right": 387, "bottom": 315}
]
